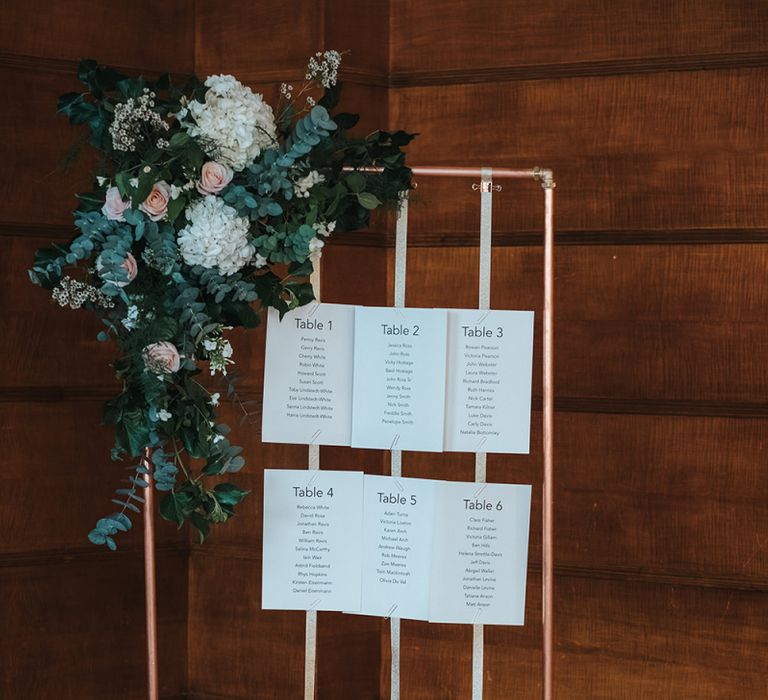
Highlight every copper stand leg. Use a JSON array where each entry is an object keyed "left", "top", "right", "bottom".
[
  {"left": 143, "top": 447, "right": 159, "bottom": 700},
  {"left": 542, "top": 182, "right": 555, "bottom": 700}
]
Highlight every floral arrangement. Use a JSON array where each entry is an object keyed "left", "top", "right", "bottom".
[{"left": 29, "top": 53, "right": 413, "bottom": 548}]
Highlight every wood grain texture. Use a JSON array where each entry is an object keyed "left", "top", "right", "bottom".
[
  {"left": 390, "top": 0, "right": 768, "bottom": 75},
  {"left": 394, "top": 573, "right": 768, "bottom": 699},
  {"left": 0, "top": 550, "right": 188, "bottom": 699},
  {"left": 0, "top": 401, "right": 187, "bottom": 554},
  {"left": 0, "top": 0, "right": 194, "bottom": 73},
  {"left": 390, "top": 69, "right": 768, "bottom": 233},
  {"left": 0, "top": 2, "right": 194, "bottom": 699},
  {"left": 189, "top": 550, "right": 383, "bottom": 700},
  {"left": 401, "top": 244, "right": 768, "bottom": 404}
]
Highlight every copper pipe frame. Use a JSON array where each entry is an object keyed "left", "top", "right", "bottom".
[
  {"left": 344, "top": 164, "right": 556, "bottom": 697},
  {"left": 139, "top": 165, "right": 555, "bottom": 700},
  {"left": 142, "top": 447, "right": 159, "bottom": 700}
]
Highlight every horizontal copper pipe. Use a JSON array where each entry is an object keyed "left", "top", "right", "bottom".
[{"left": 344, "top": 165, "right": 550, "bottom": 180}]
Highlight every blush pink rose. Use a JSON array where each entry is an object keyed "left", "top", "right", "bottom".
[
  {"left": 95, "top": 251, "right": 138, "bottom": 287},
  {"left": 102, "top": 186, "right": 130, "bottom": 221},
  {"left": 122, "top": 252, "right": 138, "bottom": 284},
  {"left": 143, "top": 341, "right": 181, "bottom": 374},
  {"left": 197, "top": 161, "right": 234, "bottom": 195},
  {"left": 139, "top": 181, "right": 171, "bottom": 221}
]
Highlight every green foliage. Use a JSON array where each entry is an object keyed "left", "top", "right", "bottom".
[{"left": 31, "top": 57, "right": 413, "bottom": 550}]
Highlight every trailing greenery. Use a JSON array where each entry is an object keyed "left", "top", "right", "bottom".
[{"left": 29, "top": 54, "right": 414, "bottom": 547}]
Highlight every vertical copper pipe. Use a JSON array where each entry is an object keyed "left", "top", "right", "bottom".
[
  {"left": 142, "top": 447, "right": 159, "bottom": 700},
  {"left": 542, "top": 184, "right": 555, "bottom": 700}
]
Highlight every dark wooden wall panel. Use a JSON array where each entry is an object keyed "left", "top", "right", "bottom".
[
  {"left": 390, "top": 69, "right": 768, "bottom": 234},
  {"left": 396, "top": 573, "right": 768, "bottom": 699},
  {"left": 0, "top": 2, "right": 194, "bottom": 698},
  {"left": 390, "top": 0, "right": 768, "bottom": 75},
  {"left": 402, "top": 244, "right": 768, "bottom": 403},
  {"left": 384, "top": 2, "right": 768, "bottom": 698},
  {"left": 0, "top": 550, "right": 187, "bottom": 700},
  {"left": 4, "top": 1, "right": 766, "bottom": 698}
]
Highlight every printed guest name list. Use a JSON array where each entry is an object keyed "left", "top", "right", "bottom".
[
  {"left": 444, "top": 309, "right": 534, "bottom": 454},
  {"left": 262, "top": 469, "right": 363, "bottom": 612},
  {"left": 429, "top": 481, "right": 532, "bottom": 625},
  {"left": 359, "top": 475, "right": 436, "bottom": 620},
  {"left": 262, "top": 303, "right": 355, "bottom": 446},
  {"left": 351, "top": 307, "right": 448, "bottom": 452}
]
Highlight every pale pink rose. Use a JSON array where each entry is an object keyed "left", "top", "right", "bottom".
[
  {"left": 143, "top": 341, "right": 181, "bottom": 374},
  {"left": 122, "top": 252, "right": 138, "bottom": 284},
  {"left": 102, "top": 186, "right": 130, "bottom": 221},
  {"left": 139, "top": 181, "right": 171, "bottom": 221},
  {"left": 95, "top": 251, "right": 138, "bottom": 287},
  {"left": 197, "top": 161, "right": 234, "bottom": 195}
]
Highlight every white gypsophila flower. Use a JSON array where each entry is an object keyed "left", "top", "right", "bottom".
[
  {"left": 210, "top": 392, "right": 220, "bottom": 407},
  {"left": 294, "top": 170, "right": 324, "bottom": 198},
  {"left": 169, "top": 184, "right": 182, "bottom": 200},
  {"left": 157, "top": 409, "right": 172, "bottom": 422},
  {"left": 51, "top": 276, "right": 114, "bottom": 310},
  {"left": 177, "top": 195, "right": 254, "bottom": 275},
  {"left": 312, "top": 220, "right": 336, "bottom": 237},
  {"left": 96, "top": 176, "right": 108, "bottom": 186},
  {"left": 184, "top": 74, "right": 277, "bottom": 170},
  {"left": 306, "top": 50, "right": 342, "bottom": 89},
  {"left": 109, "top": 89, "right": 169, "bottom": 152},
  {"left": 122, "top": 304, "right": 139, "bottom": 330},
  {"left": 129, "top": 177, "right": 139, "bottom": 187},
  {"left": 253, "top": 253, "right": 268, "bottom": 268}
]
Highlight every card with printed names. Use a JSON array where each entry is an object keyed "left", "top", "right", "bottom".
[
  {"left": 261, "top": 303, "right": 355, "bottom": 446},
  {"left": 428, "top": 481, "right": 532, "bottom": 625},
  {"left": 358, "top": 475, "right": 438, "bottom": 620},
  {"left": 444, "top": 309, "right": 534, "bottom": 454},
  {"left": 261, "top": 469, "right": 364, "bottom": 612},
  {"left": 351, "top": 307, "right": 448, "bottom": 452}
]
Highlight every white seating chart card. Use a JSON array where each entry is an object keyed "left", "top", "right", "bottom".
[
  {"left": 261, "top": 304, "right": 535, "bottom": 453},
  {"left": 359, "top": 474, "right": 437, "bottom": 620},
  {"left": 261, "top": 303, "right": 355, "bottom": 446},
  {"left": 429, "top": 481, "right": 532, "bottom": 625},
  {"left": 444, "top": 309, "right": 535, "bottom": 454},
  {"left": 263, "top": 473, "right": 532, "bottom": 626},
  {"left": 351, "top": 307, "right": 448, "bottom": 452},
  {"left": 262, "top": 469, "right": 364, "bottom": 612}
]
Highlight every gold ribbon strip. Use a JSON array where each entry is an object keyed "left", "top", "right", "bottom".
[
  {"left": 472, "top": 167, "right": 493, "bottom": 700},
  {"left": 305, "top": 258, "right": 322, "bottom": 700}
]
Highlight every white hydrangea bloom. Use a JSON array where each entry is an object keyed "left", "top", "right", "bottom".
[
  {"left": 184, "top": 74, "right": 277, "bottom": 170},
  {"left": 177, "top": 196, "right": 254, "bottom": 275}
]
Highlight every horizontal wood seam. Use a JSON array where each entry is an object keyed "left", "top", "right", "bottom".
[
  {"left": 389, "top": 51, "right": 768, "bottom": 86},
  {"left": 0, "top": 52, "right": 387, "bottom": 87},
  {"left": 0, "top": 51, "right": 192, "bottom": 80},
  {"left": 6, "top": 221, "right": 768, "bottom": 247},
  {"left": 189, "top": 544, "right": 768, "bottom": 594},
  {"left": 4, "top": 50, "right": 767, "bottom": 87},
  {"left": 3, "top": 386, "right": 768, "bottom": 418},
  {"left": 0, "top": 541, "right": 187, "bottom": 568}
]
